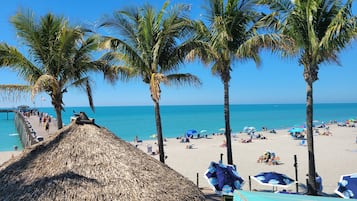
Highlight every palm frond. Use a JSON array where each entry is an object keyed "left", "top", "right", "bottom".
[
  {"left": 184, "top": 40, "right": 217, "bottom": 67},
  {"left": 165, "top": 73, "right": 202, "bottom": 87},
  {"left": 100, "top": 8, "right": 140, "bottom": 50},
  {"left": 257, "top": 0, "right": 294, "bottom": 17},
  {"left": 236, "top": 33, "right": 296, "bottom": 60},
  {"left": 100, "top": 36, "right": 147, "bottom": 71},
  {"left": 321, "top": 0, "right": 357, "bottom": 52},
  {"left": 85, "top": 79, "right": 94, "bottom": 111},
  {"left": 0, "top": 43, "right": 42, "bottom": 83},
  {"left": 10, "top": 10, "right": 39, "bottom": 49},
  {"left": 96, "top": 58, "right": 134, "bottom": 83}
]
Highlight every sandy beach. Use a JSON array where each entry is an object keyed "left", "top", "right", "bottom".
[
  {"left": 132, "top": 123, "right": 357, "bottom": 195},
  {"left": 0, "top": 122, "right": 356, "bottom": 197},
  {"left": 0, "top": 151, "right": 22, "bottom": 165}
]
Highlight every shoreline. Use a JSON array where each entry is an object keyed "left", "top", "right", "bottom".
[{"left": 25, "top": 103, "right": 357, "bottom": 141}]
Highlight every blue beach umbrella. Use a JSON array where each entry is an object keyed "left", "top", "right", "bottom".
[
  {"left": 251, "top": 172, "right": 295, "bottom": 188},
  {"left": 186, "top": 129, "right": 197, "bottom": 138},
  {"left": 288, "top": 128, "right": 304, "bottom": 134},
  {"left": 205, "top": 161, "right": 244, "bottom": 195},
  {"left": 243, "top": 126, "right": 256, "bottom": 134},
  {"left": 335, "top": 173, "right": 357, "bottom": 199},
  {"left": 288, "top": 128, "right": 305, "bottom": 139}
]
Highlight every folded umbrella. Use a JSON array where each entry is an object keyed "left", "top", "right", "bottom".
[{"left": 205, "top": 161, "right": 244, "bottom": 195}]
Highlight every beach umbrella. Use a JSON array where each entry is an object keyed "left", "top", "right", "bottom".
[
  {"left": 288, "top": 127, "right": 304, "bottom": 134},
  {"left": 200, "top": 129, "right": 208, "bottom": 134},
  {"left": 335, "top": 173, "right": 357, "bottom": 199},
  {"left": 186, "top": 129, "right": 197, "bottom": 138},
  {"left": 0, "top": 119, "right": 205, "bottom": 201},
  {"left": 251, "top": 172, "right": 295, "bottom": 189},
  {"left": 243, "top": 126, "right": 256, "bottom": 134},
  {"left": 204, "top": 161, "right": 244, "bottom": 196},
  {"left": 218, "top": 128, "right": 225, "bottom": 132}
]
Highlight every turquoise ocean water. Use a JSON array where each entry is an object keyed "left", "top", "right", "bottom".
[
  {"left": 0, "top": 112, "right": 22, "bottom": 151},
  {"left": 1, "top": 103, "right": 357, "bottom": 151}
]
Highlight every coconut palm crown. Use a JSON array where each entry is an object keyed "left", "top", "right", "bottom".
[
  {"left": 189, "top": 0, "right": 293, "bottom": 165},
  {"left": 259, "top": 0, "right": 357, "bottom": 195},
  {"left": 99, "top": 1, "right": 201, "bottom": 163},
  {"left": 0, "top": 11, "right": 105, "bottom": 129}
]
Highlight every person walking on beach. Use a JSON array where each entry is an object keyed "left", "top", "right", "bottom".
[{"left": 45, "top": 121, "right": 50, "bottom": 133}]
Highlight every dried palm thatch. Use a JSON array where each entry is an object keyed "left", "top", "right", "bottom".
[
  {"left": 0, "top": 121, "right": 205, "bottom": 200},
  {"left": 0, "top": 84, "right": 31, "bottom": 103}
]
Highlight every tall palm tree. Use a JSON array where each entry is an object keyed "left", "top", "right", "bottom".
[
  {"left": 189, "top": 0, "right": 293, "bottom": 165},
  {"left": 0, "top": 11, "right": 103, "bottom": 129},
  {"left": 99, "top": 1, "right": 201, "bottom": 163},
  {"left": 259, "top": 0, "right": 357, "bottom": 195}
]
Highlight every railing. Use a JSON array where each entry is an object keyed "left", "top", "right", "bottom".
[
  {"left": 0, "top": 109, "right": 14, "bottom": 112},
  {"left": 0, "top": 109, "right": 15, "bottom": 120},
  {"left": 14, "top": 111, "right": 38, "bottom": 147}
]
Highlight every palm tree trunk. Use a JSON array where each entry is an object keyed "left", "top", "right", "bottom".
[
  {"left": 55, "top": 106, "right": 63, "bottom": 129},
  {"left": 52, "top": 93, "right": 64, "bottom": 130},
  {"left": 154, "top": 100, "right": 165, "bottom": 163},
  {"left": 224, "top": 80, "right": 233, "bottom": 165},
  {"left": 306, "top": 80, "right": 317, "bottom": 195}
]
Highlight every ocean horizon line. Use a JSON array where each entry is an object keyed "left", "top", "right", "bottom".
[{"left": 2, "top": 101, "right": 356, "bottom": 109}]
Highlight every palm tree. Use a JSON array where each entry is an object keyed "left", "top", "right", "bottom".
[
  {"left": 259, "top": 0, "right": 357, "bottom": 195},
  {"left": 99, "top": 1, "right": 201, "bottom": 163},
  {"left": 189, "top": 0, "right": 293, "bottom": 165},
  {"left": 0, "top": 11, "right": 103, "bottom": 129}
]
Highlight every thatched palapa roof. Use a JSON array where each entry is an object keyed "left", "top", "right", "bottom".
[{"left": 0, "top": 120, "right": 205, "bottom": 200}]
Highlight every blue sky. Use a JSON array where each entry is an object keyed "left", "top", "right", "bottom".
[{"left": 0, "top": 0, "right": 357, "bottom": 108}]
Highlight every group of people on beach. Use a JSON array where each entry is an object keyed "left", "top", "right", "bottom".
[{"left": 257, "top": 151, "right": 281, "bottom": 165}]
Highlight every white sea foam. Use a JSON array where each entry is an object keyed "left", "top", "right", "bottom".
[{"left": 8, "top": 133, "right": 19, "bottom": 136}]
